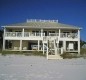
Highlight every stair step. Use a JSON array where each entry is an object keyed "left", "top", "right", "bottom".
[{"left": 48, "top": 55, "right": 63, "bottom": 59}]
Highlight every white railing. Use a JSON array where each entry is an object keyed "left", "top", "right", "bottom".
[
  {"left": 43, "top": 36, "right": 48, "bottom": 41},
  {"left": 5, "top": 32, "right": 45, "bottom": 37},
  {"left": 5, "top": 32, "right": 22, "bottom": 37},
  {"left": 5, "top": 32, "right": 78, "bottom": 39},
  {"left": 24, "top": 32, "right": 45, "bottom": 37},
  {"left": 60, "top": 33, "right": 78, "bottom": 38},
  {"left": 48, "top": 48, "right": 62, "bottom": 55},
  {"left": 49, "top": 33, "right": 59, "bottom": 36}
]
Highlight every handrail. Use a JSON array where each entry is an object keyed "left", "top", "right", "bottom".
[
  {"left": 60, "top": 33, "right": 78, "bottom": 38},
  {"left": 5, "top": 32, "right": 22, "bottom": 37},
  {"left": 5, "top": 32, "right": 78, "bottom": 38},
  {"left": 5, "top": 32, "right": 45, "bottom": 37},
  {"left": 49, "top": 33, "right": 59, "bottom": 36}
]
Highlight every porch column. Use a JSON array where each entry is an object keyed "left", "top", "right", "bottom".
[
  {"left": 20, "top": 40, "right": 22, "bottom": 51},
  {"left": 3, "top": 39, "right": 5, "bottom": 50},
  {"left": 56, "top": 43, "right": 59, "bottom": 48},
  {"left": 63, "top": 40, "right": 66, "bottom": 52},
  {"left": 78, "top": 29, "right": 80, "bottom": 39},
  {"left": 41, "top": 29, "right": 43, "bottom": 37},
  {"left": 54, "top": 40, "right": 57, "bottom": 55},
  {"left": 59, "top": 29, "right": 61, "bottom": 37},
  {"left": 38, "top": 40, "right": 40, "bottom": 51},
  {"left": 43, "top": 43, "right": 44, "bottom": 54},
  {"left": 3, "top": 28, "right": 6, "bottom": 50},
  {"left": 47, "top": 41, "right": 48, "bottom": 59},
  {"left": 78, "top": 41, "right": 80, "bottom": 54},
  {"left": 78, "top": 29, "right": 80, "bottom": 54},
  {"left": 22, "top": 28, "right": 24, "bottom": 37}
]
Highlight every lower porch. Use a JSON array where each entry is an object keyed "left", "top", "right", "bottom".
[
  {"left": 3, "top": 40, "right": 79, "bottom": 54},
  {"left": 4, "top": 40, "right": 43, "bottom": 51}
]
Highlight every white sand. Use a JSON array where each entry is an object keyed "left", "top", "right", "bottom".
[{"left": 0, "top": 55, "right": 86, "bottom": 80}]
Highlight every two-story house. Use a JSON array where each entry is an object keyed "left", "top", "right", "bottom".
[{"left": 2, "top": 19, "right": 81, "bottom": 59}]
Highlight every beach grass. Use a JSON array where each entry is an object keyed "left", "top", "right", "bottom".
[
  {"left": 1, "top": 50, "right": 46, "bottom": 57},
  {"left": 60, "top": 52, "right": 80, "bottom": 59}
]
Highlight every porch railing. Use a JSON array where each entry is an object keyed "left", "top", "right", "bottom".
[
  {"left": 49, "top": 33, "right": 59, "bottom": 36},
  {"left": 5, "top": 32, "right": 78, "bottom": 38},
  {"left": 60, "top": 33, "right": 78, "bottom": 38},
  {"left": 5, "top": 32, "right": 45, "bottom": 37},
  {"left": 5, "top": 32, "right": 22, "bottom": 37},
  {"left": 24, "top": 32, "right": 45, "bottom": 37}
]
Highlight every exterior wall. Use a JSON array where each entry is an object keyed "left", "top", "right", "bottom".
[
  {"left": 11, "top": 40, "right": 30, "bottom": 50},
  {"left": 24, "top": 29, "right": 32, "bottom": 32},
  {"left": 22, "top": 40, "right": 28, "bottom": 50},
  {"left": 12, "top": 40, "right": 20, "bottom": 50},
  {"left": 12, "top": 29, "right": 22, "bottom": 32},
  {"left": 61, "top": 29, "right": 72, "bottom": 33}
]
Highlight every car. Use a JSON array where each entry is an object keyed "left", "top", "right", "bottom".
[{"left": 31, "top": 45, "right": 38, "bottom": 50}]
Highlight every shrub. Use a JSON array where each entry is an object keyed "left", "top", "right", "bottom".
[
  {"left": 31, "top": 51, "right": 46, "bottom": 56},
  {"left": 1, "top": 50, "right": 45, "bottom": 57},
  {"left": 0, "top": 49, "right": 2, "bottom": 53},
  {"left": 60, "top": 52, "right": 79, "bottom": 59},
  {"left": 80, "top": 48, "right": 86, "bottom": 58},
  {"left": 1, "top": 51, "right": 24, "bottom": 56},
  {"left": 80, "top": 48, "right": 86, "bottom": 55}
]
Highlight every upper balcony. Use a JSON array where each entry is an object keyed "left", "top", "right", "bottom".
[{"left": 4, "top": 32, "right": 78, "bottom": 40}]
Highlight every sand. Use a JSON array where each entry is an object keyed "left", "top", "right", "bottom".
[{"left": 0, "top": 55, "right": 86, "bottom": 80}]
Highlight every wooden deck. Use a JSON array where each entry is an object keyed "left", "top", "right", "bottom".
[{"left": 47, "top": 55, "right": 63, "bottom": 59}]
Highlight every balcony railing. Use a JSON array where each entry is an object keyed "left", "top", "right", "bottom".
[
  {"left": 5, "top": 32, "right": 22, "bottom": 37},
  {"left": 49, "top": 33, "right": 59, "bottom": 36},
  {"left": 5, "top": 32, "right": 78, "bottom": 39},
  {"left": 60, "top": 33, "right": 78, "bottom": 38},
  {"left": 24, "top": 32, "right": 45, "bottom": 37},
  {"left": 5, "top": 32, "right": 45, "bottom": 37}
]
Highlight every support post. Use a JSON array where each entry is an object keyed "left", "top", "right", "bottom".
[
  {"left": 57, "top": 43, "right": 59, "bottom": 54},
  {"left": 41, "top": 29, "right": 43, "bottom": 37},
  {"left": 54, "top": 40, "right": 57, "bottom": 55},
  {"left": 3, "top": 38, "right": 5, "bottom": 50},
  {"left": 38, "top": 40, "right": 40, "bottom": 51},
  {"left": 78, "top": 41, "right": 80, "bottom": 54},
  {"left": 61, "top": 47, "right": 63, "bottom": 54},
  {"left": 78, "top": 29, "right": 80, "bottom": 39},
  {"left": 3, "top": 28, "right": 6, "bottom": 50},
  {"left": 78, "top": 29, "right": 80, "bottom": 54},
  {"left": 20, "top": 40, "right": 22, "bottom": 51},
  {"left": 43, "top": 43, "right": 44, "bottom": 54},
  {"left": 63, "top": 40, "right": 66, "bottom": 52},
  {"left": 59, "top": 29, "right": 61, "bottom": 37},
  {"left": 22, "top": 28, "right": 24, "bottom": 37},
  {"left": 47, "top": 41, "right": 48, "bottom": 59}
]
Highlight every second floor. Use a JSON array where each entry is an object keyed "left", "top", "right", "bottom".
[
  {"left": 2, "top": 19, "right": 81, "bottom": 40},
  {"left": 3, "top": 28, "right": 80, "bottom": 40}
]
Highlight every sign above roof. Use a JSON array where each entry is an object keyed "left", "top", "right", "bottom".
[{"left": 26, "top": 19, "right": 58, "bottom": 23}]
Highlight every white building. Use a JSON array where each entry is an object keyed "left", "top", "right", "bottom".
[{"left": 2, "top": 19, "right": 82, "bottom": 59}]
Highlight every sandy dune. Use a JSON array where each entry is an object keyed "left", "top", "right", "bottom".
[{"left": 0, "top": 55, "right": 86, "bottom": 80}]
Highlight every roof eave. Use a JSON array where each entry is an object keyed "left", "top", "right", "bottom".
[{"left": 2, "top": 25, "right": 82, "bottom": 30}]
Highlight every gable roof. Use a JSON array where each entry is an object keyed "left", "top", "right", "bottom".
[{"left": 2, "top": 20, "right": 81, "bottom": 30}]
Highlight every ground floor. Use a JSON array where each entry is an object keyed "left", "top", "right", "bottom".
[{"left": 3, "top": 40, "right": 80, "bottom": 54}]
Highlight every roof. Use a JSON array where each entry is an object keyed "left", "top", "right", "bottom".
[{"left": 2, "top": 19, "right": 81, "bottom": 29}]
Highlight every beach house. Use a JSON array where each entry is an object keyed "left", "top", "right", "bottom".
[{"left": 2, "top": 19, "right": 81, "bottom": 59}]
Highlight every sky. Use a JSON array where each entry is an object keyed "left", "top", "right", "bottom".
[{"left": 0, "top": 0, "right": 86, "bottom": 41}]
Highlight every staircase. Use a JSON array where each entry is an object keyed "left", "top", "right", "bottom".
[{"left": 43, "top": 36, "right": 63, "bottom": 59}]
